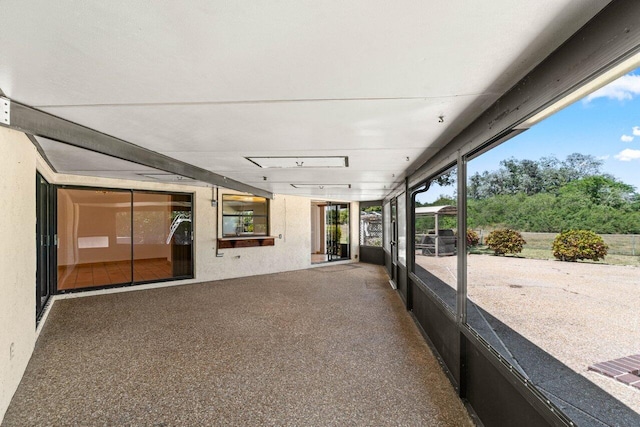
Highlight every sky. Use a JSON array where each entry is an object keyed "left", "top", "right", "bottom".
[
  {"left": 469, "top": 66, "right": 640, "bottom": 188},
  {"left": 418, "top": 66, "right": 640, "bottom": 204}
]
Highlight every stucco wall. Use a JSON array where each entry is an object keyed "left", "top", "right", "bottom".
[
  {"left": 350, "top": 201, "right": 360, "bottom": 261},
  {"left": 200, "top": 190, "right": 311, "bottom": 280},
  {"left": 0, "top": 128, "right": 36, "bottom": 423},
  {"left": 0, "top": 128, "right": 359, "bottom": 422},
  {"left": 41, "top": 176, "right": 314, "bottom": 283}
]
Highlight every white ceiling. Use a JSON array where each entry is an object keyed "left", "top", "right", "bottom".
[{"left": 0, "top": 1, "right": 609, "bottom": 200}]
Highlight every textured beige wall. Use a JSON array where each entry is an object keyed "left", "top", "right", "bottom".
[
  {"left": 0, "top": 128, "right": 37, "bottom": 423},
  {"left": 201, "top": 190, "right": 311, "bottom": 280},
  {"left": 0, "top": 129, "right": 357, "bottom": 422},
  {"left": 350, "top": 201, "right": 360, "bottom": 261},
  {"left": 42, "top": 178, "right": 314, "bottom": 282}
]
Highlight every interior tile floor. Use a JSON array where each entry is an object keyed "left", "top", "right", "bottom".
[
  {"left": 3, "top": 264, "right": 472, "bottom": 426},
  {"left": 57, "top": 258, "right": 174, "bottom": 290},
  {"left": 311, "top": 253, "right": 328, "bottom": 263},
  {"left": 311, "top": 253, "right": 350, "bottom": 264}
]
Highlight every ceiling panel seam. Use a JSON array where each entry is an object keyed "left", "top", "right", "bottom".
[{"left": 33, "top": 94, "right": 495, "bottom": 109}]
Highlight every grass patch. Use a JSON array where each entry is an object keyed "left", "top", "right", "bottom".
[
  {"left": 474, "top": 231, "right": 640, "bottom": 266},
  {"left": 469, "top": 244, "right": 640, "bottom": 267}
]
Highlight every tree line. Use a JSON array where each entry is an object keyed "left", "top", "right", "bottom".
[{"left": 417, "top": 153, "right": 640, "bottom": 234}]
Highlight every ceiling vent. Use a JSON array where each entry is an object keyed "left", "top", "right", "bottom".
[
  {"left": 138, "top": 173, "right": 194, "bottom": 182},
  {"left": 247, "top": 156, "right": 348, "bottom": 168},
  {"left": 290, "top": 184, "right": 351, "bottom": 189}
]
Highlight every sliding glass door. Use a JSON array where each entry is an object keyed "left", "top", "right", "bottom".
[
  {"left": 133, "top": 192, "right": 192, "bottom": 282},
  {"left": 57, "top": 188, "right": 133, "bottom": 290},
  {"left": 56, "top": 187, "right": 193, "bottom": 292},
  {"left": 36, "top": 173, "right": 54, "bottom": 319},
  {"left": 325, "top": 203, "right": 350, "bottom": 261}
]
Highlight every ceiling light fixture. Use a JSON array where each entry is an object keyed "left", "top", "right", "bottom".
[
  {"left": 247, "top": 156, "right": 349, "bottom": 168},
  {"left": 138, "top": 173, "right": 194, "bottom": 182},
  {"left": 290, "top": 184, "right": 351, "bottom": 189}
]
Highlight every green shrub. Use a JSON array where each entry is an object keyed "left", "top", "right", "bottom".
[
  {"left": 552, "top": 230, "right": 608, "bottom": 262},
  {"left": 466, "top": 229, "right": 480, "bottom": 247},
  {"left": 326, "top": 225, "right": 342, "bottom": 242},
  {"left": 485, "top": 229, "right": 526, "bottom": 255}
]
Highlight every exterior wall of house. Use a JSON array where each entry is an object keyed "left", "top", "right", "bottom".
[
  {"left": 201, "top": 189, "right": 311, "bottom": 280},
  {"left": 350, "top": 201, "right": 360, "bottom": 261},
  {"left": 36, "top": 153, "right": 316, "bottom": 287},
  {"left": 0, "top": 127, "right": 37, "bottom": 422},
  {"left": 1, "top": 128, "right": 361, "bottom": 422}
]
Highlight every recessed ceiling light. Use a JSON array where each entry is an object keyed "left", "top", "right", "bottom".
[{"left": 247, "top": 156, "right": 348, "bottom": 168}]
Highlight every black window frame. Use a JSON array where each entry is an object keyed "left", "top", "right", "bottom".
[
  {"left": 54, "top": 184, "right": 195, "bottom": 294},
  {"left": 221, "top": 194, "right": 270, "bottom": 237}
]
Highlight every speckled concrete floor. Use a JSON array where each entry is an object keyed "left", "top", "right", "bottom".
[{"left": 3, "top": 264, "right": 472, "bottom": 426}]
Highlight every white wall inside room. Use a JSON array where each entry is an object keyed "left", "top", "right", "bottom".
[{"left": 0, "top": 127, "right": 37, "bottom": 423}]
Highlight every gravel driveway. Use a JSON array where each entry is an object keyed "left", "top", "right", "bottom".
[{"left": 416, "top": 254, "right": 640, "bottom": 426}]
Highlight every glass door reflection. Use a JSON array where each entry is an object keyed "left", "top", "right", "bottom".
[
  {"left": 56, "top": 188, "right": 193, "bottom": 291},
  {"left": 132, "top": 192, "right": 192, "bottom": 282},
  {"left": 325, "top": 203, "right": 350, "bottom": 261},
  {"left": 57, "top": 188, "right": 132, "bottom": 290}
]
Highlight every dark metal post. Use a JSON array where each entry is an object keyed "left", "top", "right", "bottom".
[{"left": 456, "top": 151, "right": 468, "bottom": 398}]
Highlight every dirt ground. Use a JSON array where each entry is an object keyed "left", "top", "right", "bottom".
[{"left": 416, "top": 254, "right": 640, "bottom": 420}]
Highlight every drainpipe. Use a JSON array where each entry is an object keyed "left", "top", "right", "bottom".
[{"left": 408, "top": 181, "right": 430, "bottom": 311}]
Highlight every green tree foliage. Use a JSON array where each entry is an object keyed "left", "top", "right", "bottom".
[
  {"left": 338, "top": 208, "right": 349, "bottom": 224},
  {"left": 326, "top": 224, "right": 341, "bottom": 242},
  {"left": 415, "top": 195, "right": 457, "bottom": 233},
  {"left": 468, "top": 153, "right": 604, "bottom": 199},
  {"left": 552, "top": 230, "right": 608, "bottom": 262},
  {"left": 434, "top": 170, "right": 456, "bottom": 187},
  {"left": 327, "top": 208, "right": 349, "bottom": 225},
  {"left": 560, "top": 175, "right": 635, "bottom": 208},
  {"left": 363, "top": 206, "right": 382, "bottom": 213},
  {"left": 467, "top": 153, "right": 640, "bottom": 234},
  {"left": 485, "top": 229, "right": 526, "bottom": 255},
  {"left": 415, "top": 214, "right": 457, "bottom": 234}
]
